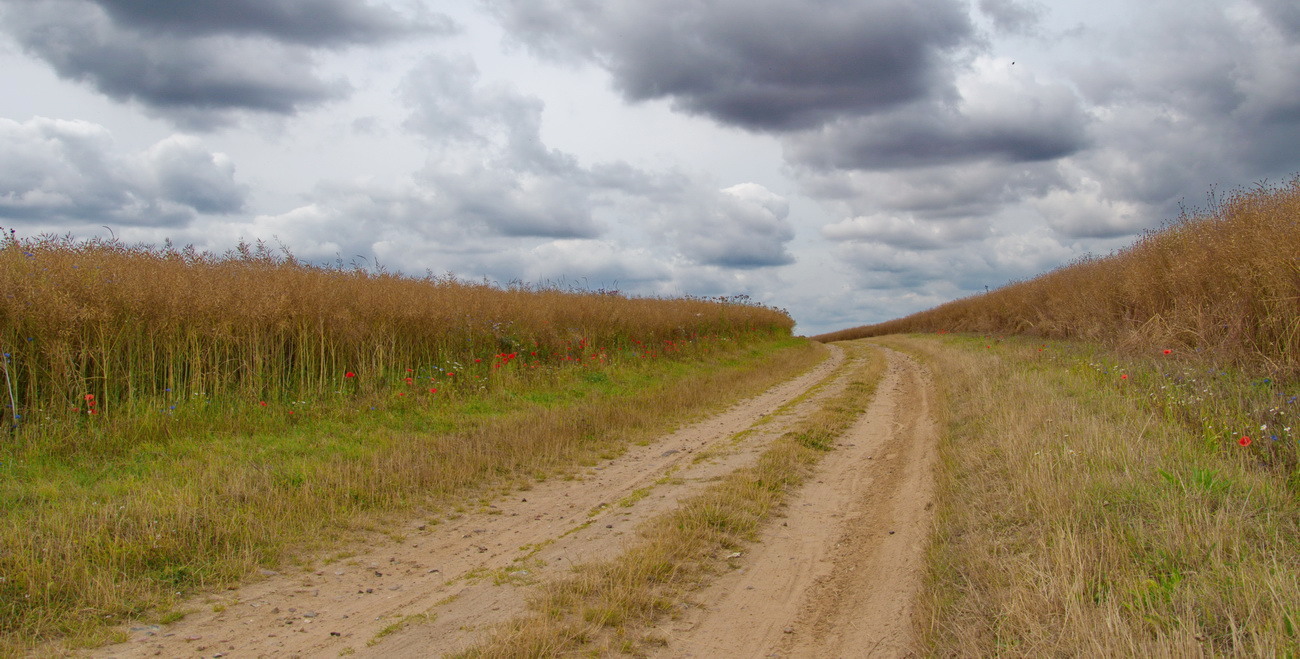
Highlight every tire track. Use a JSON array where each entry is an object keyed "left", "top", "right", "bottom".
[{"left": 649, "top": 347, "right": 939, "bottom": 658}]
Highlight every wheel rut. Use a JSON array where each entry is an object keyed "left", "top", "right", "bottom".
[{"left": 647, "top": 347, "right": 939, "bottom": 658}]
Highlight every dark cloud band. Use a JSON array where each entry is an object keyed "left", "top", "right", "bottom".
[{"left": 486, "top": 0, "right": 974, "bottom": 132}]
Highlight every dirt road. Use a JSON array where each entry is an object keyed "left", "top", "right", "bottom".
[
  {"left": 647, "top": 347, "right": 938, "bottom": 658},
  {"left": 94, "top": 344, "right": 939, "bottom": 658}
]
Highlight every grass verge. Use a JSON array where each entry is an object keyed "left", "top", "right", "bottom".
[
  {"left": 891, "top": 334, "right": 1299, "bottom": 656},
  {"left": 0, "top": 336, "right": 823, "bottom": 656},
  {"left": 454, "top": 341, "right": 885, "bottom": 657}
]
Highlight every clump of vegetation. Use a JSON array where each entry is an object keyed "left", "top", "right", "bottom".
[
  {"left": 0, "top": 233, "right": 792, "bottom": 427},
  {"left": 816, "top": 178, "right": 1300, "bottom": 379}
]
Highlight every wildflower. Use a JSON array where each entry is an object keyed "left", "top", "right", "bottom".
[
  {"left": 259, "top": 401, "right": 267, "bottom": 407},
  {"left": 345, "top": 371, "right": 356, "bottom": 379},
  {"left": 1238, "top": 435, "right": 1251, "bottom": 446},
  {"left": 1163, "top": 349, "right": 1172, "bottom": 355},
  {"left": 84, "top": 394, "right": 95, "bottom": 401},
  {"left": 404, "top": 377, "right": 413, "bottom": 385},
  {"left": 1120, "top": 374, "right": 1129, "bottom": 380},
  {"left": 429, "top": 388, "right": 438, "bottom": 393}
]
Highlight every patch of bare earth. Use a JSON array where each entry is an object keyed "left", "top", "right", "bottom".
[
  {"left": 646, "top": 347, "right": 939, "bottom": 658},
  {"left": 92, "top": 345, "right": 852, "bottom": 659}
]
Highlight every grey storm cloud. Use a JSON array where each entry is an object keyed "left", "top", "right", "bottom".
[
  {"left": 788, "top": 104, "right": 1086, "bottom": 171},
  {"left": 1252, "top": 0, "right": 1300, "bottom": 38},
  {"left": 803, "top": 161, "right": 1063, "bottom": 221},
  {"left": 0, "top": 0, "right": 449, "bottom": 126},
  {"left": 977, "top": 0, "right": 1045, "bottom": 36},
  {"left": 0, "top": 117, "right": 245, "bottom": 226},
  {"left": 1050, "top": 0, "right": 1300, "bottom": 227},
  {"left": 88, "top": 0, "right": 450, "bottom": 44},
  {"left": 786, "top": 67, "right": 1091, "bottom": 171},
  {"left": 485, "top": 0, "right": 974, "bottom": 132}
]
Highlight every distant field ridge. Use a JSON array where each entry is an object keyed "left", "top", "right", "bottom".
[{"left": 815, "top": 178, "right": 1300, "bottom": 378}]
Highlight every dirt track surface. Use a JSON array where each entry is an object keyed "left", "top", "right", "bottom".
[
  {"left": 648, "top": 347, "right": 938, "bottom": 658},
  {"left": 93, "top": 344, "right": 939, "bottom": 658}
]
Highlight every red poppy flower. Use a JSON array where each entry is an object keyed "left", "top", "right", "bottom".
[
  {"left": 88, "top": 409, "right": 98, "bottom": 415},
  {"left": 429, "top": 388, "right": 438, "bottom": 393},
  {"left": 1239, "top": 435, "right": 1252, "bottom": 446},
  {"left": 259, "top": 401, "right": 268, "bottom": 407},
  {"left": 1120, "top": 374, "right": 1128, "bottom": 380},
  {"left": 404, "top": 377, "right": 413, "bottom": 384},
  {"left": 84, "top": 394, "right": 95, "bottom": 401},
  {"left": 1163, "top": 349, "right": 1172, "bottom": 355},
  {"left": 345, "top": 371, "right": 356, "bottom": 378}
]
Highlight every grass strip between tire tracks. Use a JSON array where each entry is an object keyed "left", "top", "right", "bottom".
[{"left": 453, "top": 341, "right": 886, "bottom": 657}]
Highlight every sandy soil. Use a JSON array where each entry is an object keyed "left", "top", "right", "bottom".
[
  {"left": 646, "top": 347, "right": 938, "bottom": 658},
  {"left": 91, "top": 344, "right": 938, "bottom": 658}
]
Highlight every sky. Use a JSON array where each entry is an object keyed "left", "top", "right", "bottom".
[{"left": 1, "top": 0, "right": 1298, "bottom": 335}]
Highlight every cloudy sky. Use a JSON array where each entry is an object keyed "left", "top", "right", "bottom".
[{"left": 2, "top": 0, "right": 1297, "bottom": 334}]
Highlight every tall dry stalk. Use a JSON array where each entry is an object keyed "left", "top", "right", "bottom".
[{"left": 0, "top": 235, "right": 793, "bottom": 423}]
